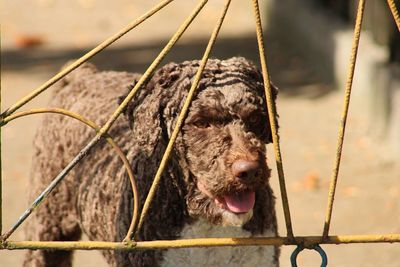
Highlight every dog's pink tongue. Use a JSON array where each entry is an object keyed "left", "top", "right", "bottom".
[{"left": 223, "top": 191, "right": 255, "bottom": 213}]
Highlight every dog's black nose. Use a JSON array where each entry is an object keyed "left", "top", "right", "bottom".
[{"left": 232, "top": 160, "right": 260, "bottom": 180}]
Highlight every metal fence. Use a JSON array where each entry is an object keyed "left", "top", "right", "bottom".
[{"left": 1, "top": 0, "right": 399, "bottom": 265}]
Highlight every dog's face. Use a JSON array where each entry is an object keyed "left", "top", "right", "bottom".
[
  {"left": 126, "top": 57, "right": 276, "bottom": 227},
  {"left": 182, "top": 81, "right": 273, "bottom": 227}
]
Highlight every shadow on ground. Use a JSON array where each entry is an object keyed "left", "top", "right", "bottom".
[{"left": 2, "top": 34, "right": 334, "bottom": 99}]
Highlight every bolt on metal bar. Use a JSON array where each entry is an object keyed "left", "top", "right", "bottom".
[
  {"left": 0, "top": 0, "right": 174, "bottom": 119},
  {"left": 135, "top": 0, "right": 231, "bottom": 236},
  {"left": 323, "top": 0, "right": 366, "bottom": 239},
  {"left": 251, "top": 0, "right": 294, "bottom": 239},
  {"left": 387, "top": 0, "right": 400, "bottom": 32},
  {"left": 1, "top": 0, "right": 208, "bottom": 242},
  {"left": 1, "top": 108, "right": 139, "bottom": 241},
  {"left": 2, "top": 234, "right": 400, "bottom": 251}
]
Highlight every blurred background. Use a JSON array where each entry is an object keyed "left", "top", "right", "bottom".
[{"left": 1, "top": 0, "right": 399, "bottom": 266}]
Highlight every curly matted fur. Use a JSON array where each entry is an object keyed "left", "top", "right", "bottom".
[{"left": 24, "top": 57, "right": 279, "bottom": 267}]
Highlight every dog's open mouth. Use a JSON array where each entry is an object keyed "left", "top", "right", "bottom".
[
  {"left": 214, "top": 191, "right": 255, "bottom": 214},
  {"left": 197, "top": 181, "right": 256, "bottom": 214},
  {"left": 195, "top": 181, "right": 256, "bottom": 225}
]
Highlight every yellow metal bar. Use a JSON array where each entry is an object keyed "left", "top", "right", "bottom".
[
  {"left": 387, "top": 0, "right": 400, "bottom": 32},
  {"left": 1, "top": 109, "right": 139, "bottom": 241},
  {"left": 135, "top": 0, "right": 231, "bottom": 236},
  {"left": 323, "top": 0, "right": 366, "bottom": 239},
  {"left": 0, "top": 0, "right": 174, "bottom": 118},
  {"left": 2, "top": 234, "right": 400, "bottom": 251},
  {"left": 251, "top": 0, "right": 294, "bottom": 239}
]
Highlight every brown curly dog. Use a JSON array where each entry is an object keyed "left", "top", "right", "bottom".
[{"left": 24, "top": 57, "right": 279, "bottom": 267}]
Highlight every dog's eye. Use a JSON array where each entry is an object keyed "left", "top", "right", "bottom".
[
  {"left": 248, "top": 114, "right": 263, "bottom": 126},
  {"left": 245, "top": 113, "right": 269, "bottom": 139}
]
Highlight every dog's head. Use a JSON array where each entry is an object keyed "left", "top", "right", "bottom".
[{"left": 125, "top": 57, "right": 278, "bottom": 227}]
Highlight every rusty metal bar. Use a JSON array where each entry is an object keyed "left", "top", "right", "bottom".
[
  {"left": 2, "top": 234, "right": 400, "bottom": 251},
  {"left": 251, "top": 0, "right": 294, "bottom": 239},
  {"left": 0, "top": 0, "right": 174, "bottom": 118},
  {"left": 323, "top": 0, "right": 366, "bottom": 239},
  {"left": 135, "top": 0, "right": 230, "bottom": 236},
  {"left": 387, "top": 0, "right": 400, "bottom": 32}
]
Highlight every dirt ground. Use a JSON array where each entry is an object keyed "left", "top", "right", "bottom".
[{"left": 1, "top": 1, "right": 399, "bottom": 266}]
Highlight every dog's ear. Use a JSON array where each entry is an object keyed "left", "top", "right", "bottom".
[
  {"left": 116, "top": 64, "right": 192, "bottom": 245},
  {"left": 119, "top": 62, "right": 192, "bottom": 158},
  {"left": 118, "top": 78, "right": 163, "bottom": 157}
]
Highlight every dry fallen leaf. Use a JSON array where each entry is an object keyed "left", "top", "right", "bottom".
[
  {"left": 342, "top": 186, "right": 361, "bottom": 197},
  {"left": 293, "top": 171, "right": 321, "bottom": 191},
  {"left": 302, "top": 171, "right": 321, "bottom": 190},
  {"left": 15, "top": 34, "right": 45, "bottom": 48}
]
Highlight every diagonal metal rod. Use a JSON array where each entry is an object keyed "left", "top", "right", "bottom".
[
  {"left": 322, "top": 0, "right": 366, "bottom": 239},
  {"left": 1, "top": 0, "right": 208, "bottom": 242},
  {"left": 0, "top": 0, "right": 174, "bottom": 119},
  {"left": 135, "top": 0, "right": 231, "bottom": 237},
  {"left": 251, "top": 0, "right": 294, "bottom": 239},
  {"left": 387, "top": 0, "right": 400, "bottom": 32}
]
